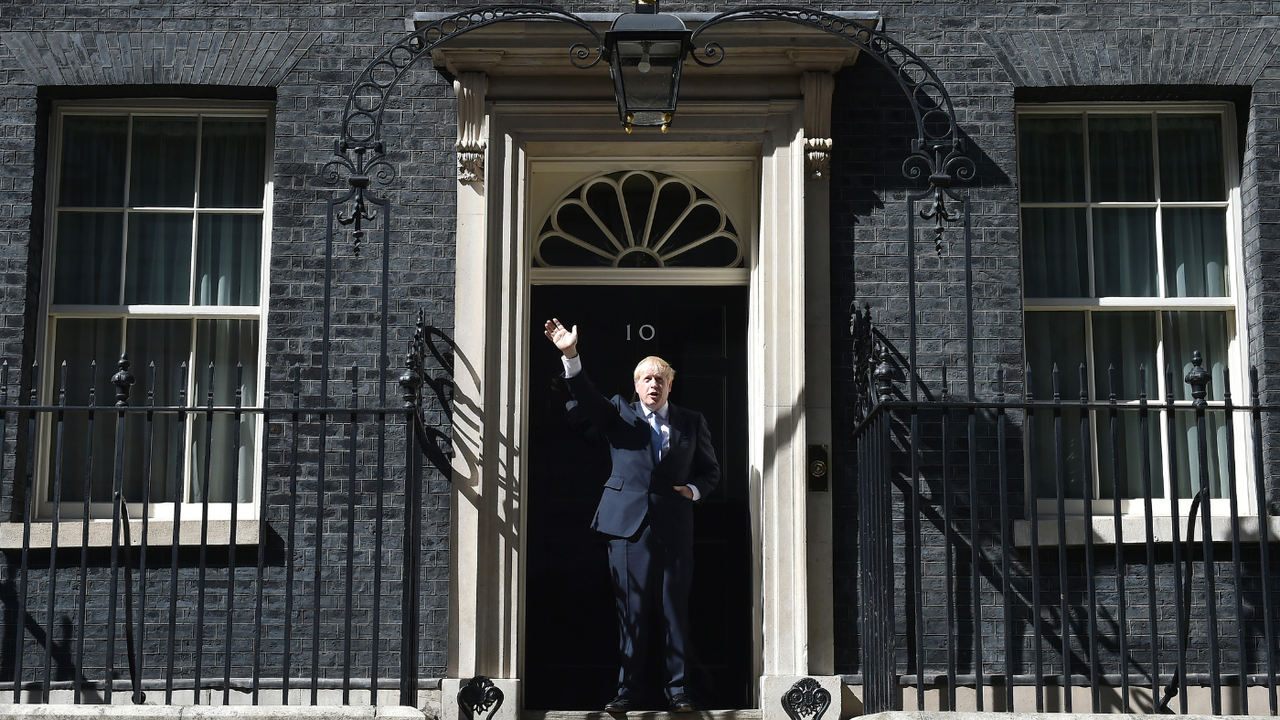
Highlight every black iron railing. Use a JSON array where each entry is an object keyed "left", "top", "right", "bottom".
[
  {"left": 853, "top": 350, "right": 1280, "bottom": 715},
  {"left": 0, "top": 335, "right": 448, "bottom": 705}
]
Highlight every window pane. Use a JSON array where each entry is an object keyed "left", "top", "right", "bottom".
[
  {"left": 130, "top": 118, "right": 197, "bottom": 207},
  {"left": 54, "top": 212, "right": 123, "bottom": 304},
  {"left": 48, "top": 318, "right": 122, "bottom": 505},
  {"left": 1025, "top": 311, "right": 1087, "bottom": 498},
  {"left": 1159, "top": 115, "right": 1225, "bottom": 202},
  {"left": 1092, "top": 312, "right": 1157, "bottom": 400},
  {"left": 124, "top": 213, "right": 193, "bottom": 304},
  {"left": 1090, "top": 115, "right": 1154, "bottom": 202},
  {"left": 1096, "top": 409, "right": 1164, "bottom": 499},
  {"left": 1018, "top": 116, "right": 1085, "bottom": 202},
  {"left": 1173, "top": 409, "right": 1229, "bottom": 499},
  {"left": 121, "top": 319, "right": 193, "bottom": 504},
  {"left": 200, "top": 120, "right": 267, "bottom": 208},
  {"left": 59, "top": 116, "right": 127, "bottom": 208},
  {"left": 1164, "top": 208, "right": 1229, "bottom": 297},
  {"left": 1163, "top": 310, "right": 1230, "bottom": 402},
  {"left": 1094, "top": 208, "right": 1157, "bottom": 297},
  {"left": 196, "top": 215, "right": 261, "bottom": 305},
  {"left": 1022, "top": 208, "right": 1089, "bottom": 297},
  {"left": 190, "top": 319, "right": 258, "bottom": 504}
]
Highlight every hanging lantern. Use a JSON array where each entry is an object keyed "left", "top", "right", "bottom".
[{"left": 604, "top": 0, "right": 691, "bottom": 134}]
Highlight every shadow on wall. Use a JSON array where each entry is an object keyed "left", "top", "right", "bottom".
[
  {"left": 830, "top": 53, "right": 1011, "bottom": 223},
  {"left": 828, "top": 51, "right": 1013, "bottom": 677}
]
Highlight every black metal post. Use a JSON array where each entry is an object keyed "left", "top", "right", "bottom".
[
  {"left": 1025, "top": 366, "right": 1044, "bottom": 712},
  {"left": 1106, "top": 365, "right": 1130, "bottom": 712},
  {"left": 104, "top": 354, "right": 134, "bottom": 703},
  {"left": 1052, "top": 365, "right": 1071, "bottom": 710},
  {"left": 997, "top": 369, "right": 1014, "bottom": 711},
  {"left": 1222, "top": 368, "right": 1247, "bottom": 712},
  {"left": 1139, "top": 366, "right": 1159, "bottom": 707}
]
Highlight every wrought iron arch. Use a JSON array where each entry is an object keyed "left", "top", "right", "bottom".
[
  {"left": 316, "top": 6, "right": 607, "bottom": 468},
  {"left": 690, "top": 7, "right": 974, "bottom": 247},
  {"left": 322, "top": 6, "right": 973, "bottom": 378},
  {"left": 321, "top": 5, "right": 974, "bottom": 377}
]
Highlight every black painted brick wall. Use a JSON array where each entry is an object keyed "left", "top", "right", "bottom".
[
  {"left": 1, "top": 0, "right": 1280, "bottom": 690},
  {"left": 827, "top": 0, "right": 1280, "bottom": 681}
]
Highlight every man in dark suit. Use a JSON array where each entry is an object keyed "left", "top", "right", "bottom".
[{"left": 543, "top": 318, "right": 720, "bottom": 713}]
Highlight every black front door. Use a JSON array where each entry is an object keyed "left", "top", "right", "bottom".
[{"left": 525, "top": 284, "right": 751, "bottom": 711}]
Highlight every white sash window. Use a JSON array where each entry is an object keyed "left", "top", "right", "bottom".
[
  {"left": 40, "top": 102, "right": 272, "bottom": 518},
  {"left": 1019, "top": 104, "right": 1246, "bottom": 506}
]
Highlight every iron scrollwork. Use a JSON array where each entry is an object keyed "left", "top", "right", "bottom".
[
  {"left": 458, "top": 675, "right": 505, "bottom": 720},
  {"left": 690, "top": 8, "right": 973, "bottom": 252},
  {"left": 322, "top": 141, "right": 396, "bottom": 256},
  {"left": 851, "top": 303, "right": 874, "bottom": 422},
  {"left": 341, "top": 6, "right": 603, "bottom": 151},
  {"left": 781, "top": 677, "right": 832, "bottom": 720},
  {"left": 400, "top": 309, "right": 429, "bottom": 412},
  {"left": 326, "top": 7, "right": 605, "bottom": 251},
  {"left": 399, "top": 310, "right": 456, "bottom": 476},
  {"left": 850, "top": 303, "right": 899, "bottom": 421}
]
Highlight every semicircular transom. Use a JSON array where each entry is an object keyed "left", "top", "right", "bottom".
[{"left": 534, "top": 170, "right": 744, "bottom": 269}]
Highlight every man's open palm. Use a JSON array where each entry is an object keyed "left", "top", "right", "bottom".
[{"left": 544, "top": 318, "right": 578, "bottom": 357}]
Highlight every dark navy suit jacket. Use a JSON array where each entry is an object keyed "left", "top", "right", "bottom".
[{"left": 565, "top": 370, "right": 720, "bottom": 547}]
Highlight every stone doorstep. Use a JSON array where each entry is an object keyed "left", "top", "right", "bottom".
[
  {"left": 0, "top": 707, "right": 427, "bottom": 720},
  {"left": 525, "top": 712, "right": 762, "bottom": 720}
]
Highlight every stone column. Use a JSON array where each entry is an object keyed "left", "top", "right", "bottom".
[{"left": 801, "top": 69, "right": 837, "bottom": 679}]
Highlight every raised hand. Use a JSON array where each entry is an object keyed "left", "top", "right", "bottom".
[{"left": 543, "top": 318, "right": 579, "bottom": 358}]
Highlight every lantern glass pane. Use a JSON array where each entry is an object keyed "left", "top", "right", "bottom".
[{"left": 621, "top": 63, "right": 676, "bottom": 113}]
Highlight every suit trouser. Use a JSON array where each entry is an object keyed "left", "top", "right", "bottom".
[{"left": 606, "top": 520, "right": 693, "bottom": 699}]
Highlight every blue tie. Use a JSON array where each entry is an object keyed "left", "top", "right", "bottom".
[{"left": 649, "top": 413, "right": 663, "bottom": 465}]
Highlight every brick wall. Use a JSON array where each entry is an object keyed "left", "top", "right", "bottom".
[{"left": 826, "top": 0, "right": 1280, "bottom": 681}]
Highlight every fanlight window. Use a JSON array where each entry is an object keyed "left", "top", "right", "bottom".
[{"left": 534, "top": 170, "right": 743, "bottom": 268}]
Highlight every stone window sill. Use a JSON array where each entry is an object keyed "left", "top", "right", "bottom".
[
  {"left": 0, "top": 520, "right": 260, "bottom": 549},
  {"left": 1014, "top": 515, "right": 1280, "bottom": 548}
]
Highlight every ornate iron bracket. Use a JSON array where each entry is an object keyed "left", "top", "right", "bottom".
[
  {"left": 326, "top": 7, "right": 604, "bottom": 252},
  {"left": 781, "top": 677, "right": 832, "bottom": 720},
  {"left": 690, "top": 8, "right": 973, "bottom": 251},
  {"left": 322, "top": 141, "right": 396, "bottom": 256},
  {"left": 458, "top": 675, "right": 504, "bottom": 720}
]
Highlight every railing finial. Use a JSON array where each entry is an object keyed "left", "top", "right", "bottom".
[
  {"left": 112, "top": 354, "right": 134, "bottom": 408},
  {"left": 1185, "top": 350, "right": 1211, "bottom": 408},
  {"left": 400, "top": 309, "right": 428, "bottom": 410}
]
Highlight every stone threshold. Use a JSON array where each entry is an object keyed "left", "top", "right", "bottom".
[{"left": 527, "top": 711, "right": 762, "bottom": 720}]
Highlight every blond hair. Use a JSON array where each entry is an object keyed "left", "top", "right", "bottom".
[{"left": 633, "top": 356, "right": 675, "bottom": 383}]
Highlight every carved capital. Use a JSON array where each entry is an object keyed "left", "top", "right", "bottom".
[
  {"left": 802, "top": 71, "right": 835, "bottom": 181},
  {"left": 453, "top": 71, "right": 488, "bottom": 184}
]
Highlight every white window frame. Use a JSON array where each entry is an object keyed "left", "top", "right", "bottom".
[
  {"left": 1018, "top": 102, "right": 1252, "bottom": 519},
  {"left": 36, "top": 99, "right": 273, "bottom": 522}
]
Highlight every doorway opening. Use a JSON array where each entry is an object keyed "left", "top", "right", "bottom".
[{"left": 524, "top": 284, "right": 751, "bottom": 710}]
